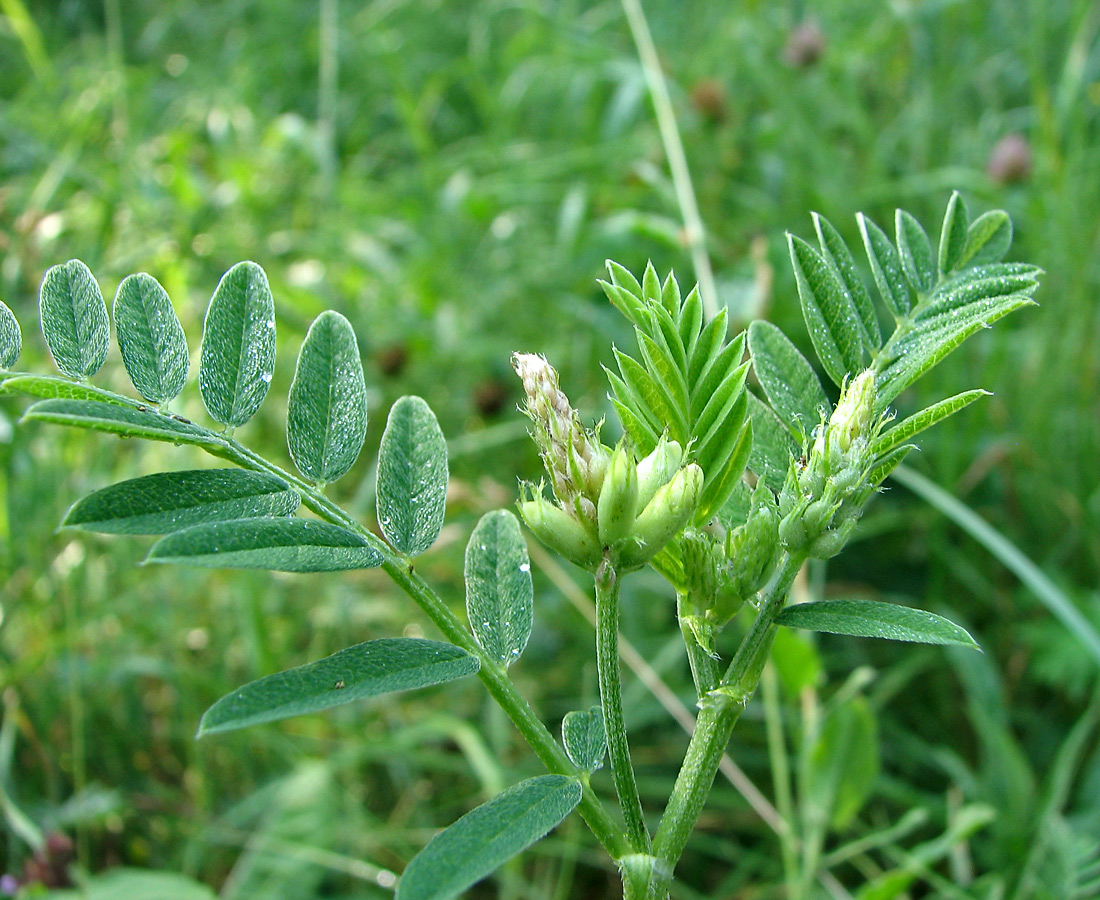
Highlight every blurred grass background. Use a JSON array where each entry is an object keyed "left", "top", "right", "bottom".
[{"left": 1, "top": 0, "right": 1099, "bottom": 897}]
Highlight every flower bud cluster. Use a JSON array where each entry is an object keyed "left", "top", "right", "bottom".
[
  {"left": 513, "top": 353, "right": 703, "bottom": 571},
  {"left": 778, "top": 369, "right": 884, "bottom": 559}
]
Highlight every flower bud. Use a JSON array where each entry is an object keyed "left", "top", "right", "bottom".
[
  {"left": 519, "top": 493, "right": 601, "bottom": 570},
  {"left": 597, "top": 443, "right": 639, "bottom": 546},
  {"left": 635, "top": 437, "right": 683, "bottom": 509},
  {"left": 829, "top": 370, "right": 876, "bottom": 454},
  {"left": 620, "top": 463, "right": 703, "bottom": 567}
]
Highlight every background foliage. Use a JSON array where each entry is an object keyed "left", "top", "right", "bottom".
[{"left": 1, "top": 0, "right": 1098, "bottom": 896}]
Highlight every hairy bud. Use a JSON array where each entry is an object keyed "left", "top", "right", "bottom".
[
  {"left": 597, "top": 443, "right": 639, "bottom": 546},
  {"left": 635, "top": 437, "right": 683, "bottom": 509},
  {"left": 519, "top": 491, "right": 601, "bottom": 570},
  {"left": 620, "top": 464, "right": 703, "bottom": 568}
]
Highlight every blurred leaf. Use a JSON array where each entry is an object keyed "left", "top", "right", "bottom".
[
  {"left": 287, "top": 311, "right": 367, "bottom": 484},
  {"left": 38, "top": 259, "right": 109, "bottom": 379},
  {"left": 377, "top": 396, "right": 448, "bottom": 557},
  {"left": 777, "top": 599, "right": 978, "bottom": 647},
  {"left": 198, "top": 261, "right": 276, "bottom": 427},
  {"left": 465, "top": 510, "right": 533, "bottom": 667},
  {"left": 938, "top": 190, "right": 970, "bottom": 275},
  {"left": 805, "top": 696, "right": 879, "bottom": 831},
  {"left": 787, "top": 234, "right": 865, "bottom": 385},
  {"left": 562, "top": 707, "right": 605, "bottom": 773},
  {"left": 199, "top": 638, "right": 479, "bottom": 735},
  {"left": 147, "top": 518, "right": 383, "bottom": 572},
  {"left": 113, "top": 273, "right": 189, "bottom": 404},
  {"left": 39, "top": 868, "right": 216, "bottom": 900},
  {"left": 770, "top": 625, "right": 822, "bottom": 696},
  {"left": 872, "top": 390, "right": 987, "bottom": 457},
  {"left": 396, "top": 775, "right": 582, "bottom": 900},
  {"left": 963, "top": 209, "right": 1013, "bottom": 267},
  {"left": 0, "top": 299, "right": 20, "bottom": 368},
  {"left": 895, "top": 209, "right": 935, "bottom": 294},
  {"left": 63, "top": 469, "right": 300, "bottom": 534},
  {"left": 748, "top": 320, "right": 828, "bottom": 433},
  {"left": 858, "top": 213, "right": 912, "bottom": 319},
  {"left": 813, "top": 212, "right": 881, "bottom": 348},
  {"left": 23, "top": 398, "right": 221, "bottom": 447}
]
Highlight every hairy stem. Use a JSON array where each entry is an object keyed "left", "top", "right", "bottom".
[
  {"left": 648, "top": 552, "right": 805, "bottom": 896},
  {"left": 596, "top": 557, "right": 651, "bottom": 854},
  {"left": 676, "top": 592, "right": 719, "bottom": 696}
]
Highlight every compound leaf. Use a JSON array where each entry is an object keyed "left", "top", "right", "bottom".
[
  {"left": 23, "top": 398, "right": 219, "bottom": 448},
  {"left": 465, "top": 510, "right": 533, "bottom": 667},
  {"left": 377, "top": 396, "right": 448, "bottom": 556},
  {"left": 39, "top": 259, "right": 109, "bottom": 379},
  {"left": 938, "top": 191, "right": 970, "bottom": 275},
  {"left": 562, "top": 707, "right": 606, "bottom": 773},
  {"left": 113, "top": 273, "right": 190, "bottom": 404},
  {"left": 777, "top": 599, "right": 978, "bottom": 647},
  {"left": 747, "top": 393, "right": 796, "bottom": 492},
  {"left": 695, "top": 415, "right": 752, "bottom": 525},
  {"left": 199, "top": 638, "right": 479, "bottom": 735},
  {"left": 748, "top": 320, "right": 828, "bottom": 433},
  {"left": 895, "top": 209, "right": 935, "bottom": 294},
  {"left": 147, "top": 517, "right": 383, "bottom": 572},
  {"left": 396, "top": 775, "right": 582, "bottom": 900},
  {"left": 788, "top": 234, "right": 865, "bottom": 385},
  {"left": 0, "top": 299, "right": 20, "bottom": 368},
  {"left": 287, "top": 311, "right": 367, "bottom": 483},
  {"left": 961, "top": 209, "right": 1012, "bottom": 268},
  {"left": 198, "top": 261, "right": 276, "bottom": 427},
  {"left": 858, "top": 214, "right": 912, "bottom": 319},
  {"left": 813, "top": 213, "right": 881, "bottom": 349},
  {"left": 872, "top": 390, "right": 987, "bottom": 458},
  {"left": 63, "top": 469, "right": 300, "bottom": 534},
  {"left": 1, "top": 373, "right": 137, "bottom": 405}
]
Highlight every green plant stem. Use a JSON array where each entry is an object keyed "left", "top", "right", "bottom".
[
  {"left": 596, "top": 558, "right": 651, "bottom": 855},
  {"left": 648, "top": 552, "right": 805, "bottom": 897},
  {"left": 676, "top": 592, "right": 719, "bottom": 696},
  {"left": 197, "top": 433, "right": 630, "bottom": 861}
]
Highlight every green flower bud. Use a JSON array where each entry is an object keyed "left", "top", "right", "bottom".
[
  {"left": 635, "top": 437, "right": 683, "bottom": 509},
  {"left": 829, "top": 369, "right": 876, "bottom": 453},
  {"left": 597, "top": 443, "right": 639, "bottom": 546},
  {"left": 620, "top": 463, "right": 703, "bottom": 567},
  {"left": 519, "top": 493, "right": 601, "bottom": 570},
  {"left": 807, "top": 518, "right": 858, "bottom": 559}
]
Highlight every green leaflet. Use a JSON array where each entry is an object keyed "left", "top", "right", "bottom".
[
  {"left": 147, "top": 517, "right": 384, "bottom": 572},
  {"left": 746, "top": 393, "right": 796, "bottom": 492},
  {"left": 198, "top": 261, "right": 276, "bottom": 427},
  {"left": 804, "top": 697, "right": 878, "bottom": 833},
  {"left": 872, "top": 390, "right": 988, "bottom": 458},
  {"left": 813, "top": 213, "right": 881, "bottom": 349},
  {"left": 937, "top": 190, "right": 970, "bottom": 275},
  {"left": 561, "top": 706, "right": 606, "bottom": 773},
  {"left": 1, "top": 374, "right": 138, "bottom": 406},
  {"left": 776, "top": 599, "right": 978, "bottom": 647},
  {"left": 917, "top": 263, "right": 1040, "bottom": 321},
  {"left": 396, "top": 775, "right": 582, "bottom": 900},
  {"left": 198, "top": 638, "right": 479, "bottom": 735},
  {"left": 894, "top": 209, "right": 935, "bottom": 294},
  {"left": 113, "top": 273, "right": 190, "bottom": 404},
  {"left": 857, "top": 213, "right": 912, "bottom": 319},
  {"left": 787, "top": 234, "right": 865, "bottom": 386},
  {"left": 22, "top": 398, "right": 220, "bottom": 448},
  {"left": 63, "top": 469, "right": 301, "bottom": 534},
  {"left": 0, "top": 299, "right": 20, "bottom": 368},
  {"left": 39, "top": 259, "right": 110, "bottom": 379},
  {"left": 287, "top": 310, "right": 367, "bottom": 484},
  {"left": 376, "top": 396, "right": 449, "bottom": 557},
  {"left": 961, "top": 209, "right": 1013, "bottom": 268},
  {"left": 695, "top": 417, "right": 752, "bottom": 526},
  {"left": 465, "top": 510, "right": 533, "bottom": 667},
  {"left": 748, "top": 320, "right": 828, "bottom": 433}
]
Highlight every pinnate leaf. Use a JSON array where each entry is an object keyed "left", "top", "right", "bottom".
[
  {"left": 2, "top": 373, "right": 136, "bottom": 405},
  {"left": 747, "top": 393, "right": 796, "bottom": 492},
  {"left": 813, "top": 213, "right": 881, "bottom": 349},
  {"left": 894, "top": 209, "right": 935, "bottom": 294},
  {"left": 63, "top": 469, "right": 300, "bottom": 534},
  {"left": 858, "top": 214, "right": 912, "bottom": 319},
  {"left": 872, "top": 390, "right": 987, "bottom": 458},
  {"left": 396, "top": 775, "right": 582, "bottom": 900},
  {"left": 23, "top": 398, "right": 220, "bottom": 447},
  {"left": 961, "top": 209, "right": 1012, "bottom": 268},
  {"left": 39, "top": 259, "right": 110, "bottom": 379},
  {"left": 0, "top": 299, "right": 20, "bottom": 368},
  {"left": 198, "top": 261, "right": 276, "bottom": 427},
  {"left": 465, "top": 510, "right": 533, "bottom": 667},
  {"left": 938, "top": 191, "right": 970, "bottom": 275},
  {"left": 748, "top": 320, "right": 828, "bottom": 433},
  {"left": 695, "top": 415, "right": 752, "bottom": 525},
  {"left": 377, "top": 396, "right": 448, "bottom": 556},
  {"left": 199, "top": 638, "right": 479, "bottom": 735},
  {"left": 147, "top": 517, "right": 383, "bottom": 572},
  {"left": 776, "top": 599, "right": 978, "bottom": 647},
  {"left": 562, "top": 707, "right": 606, "bottom": 773},
  {"left": 113, "top": 273, "right": 189, "bottom": 404},
  {"left": 287, "top": 311, "right": 367, "bottom": 483},
  {"left": 787, "top": 234, "right": 865, "bottom": 385}
]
